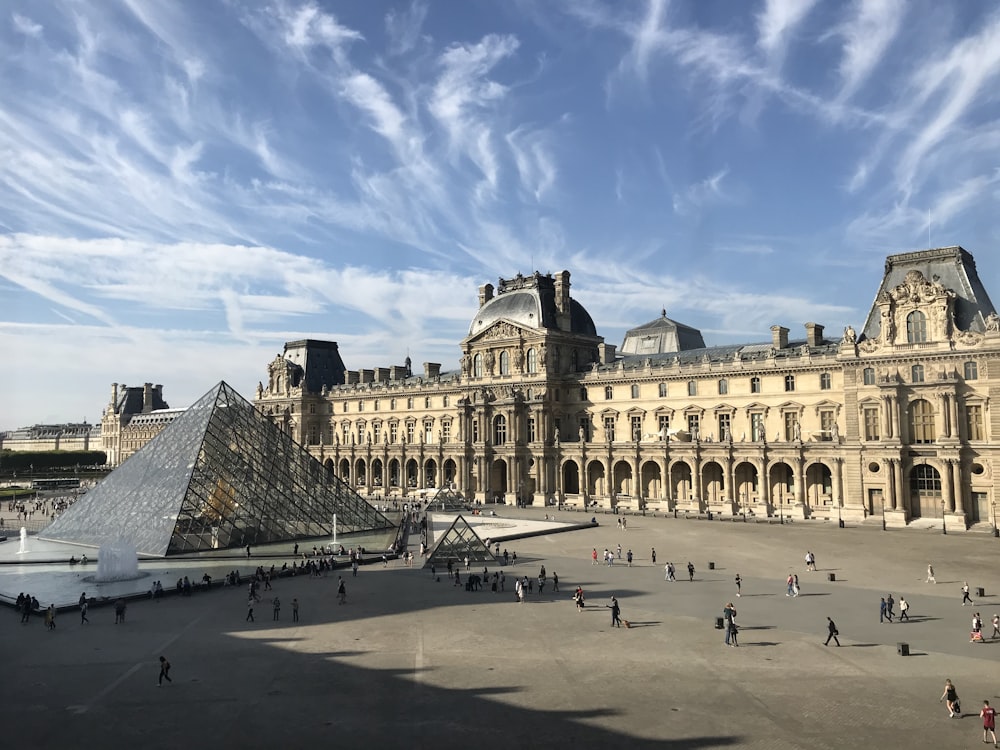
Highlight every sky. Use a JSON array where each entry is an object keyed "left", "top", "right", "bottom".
[{"left": 2, "top": 0, "right": 999, "bottom": 431}]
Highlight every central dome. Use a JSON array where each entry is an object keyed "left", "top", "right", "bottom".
[{"left": 468, "top": 271, "right": 597, "bottom": 337}]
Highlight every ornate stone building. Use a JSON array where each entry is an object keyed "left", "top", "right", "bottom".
[
  {"left": 254, "top": 246, "right": 999, "bottom": 531},
  {"left": 100, "top": 383, "right": 181, "bottom": 467}
]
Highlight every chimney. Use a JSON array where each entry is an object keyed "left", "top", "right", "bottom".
[
  {"left": 111, "top": 383, "right": 119, "bottom": 408},
  {"left": 154, "top": 385, "right": 164, "bottom": 406},
  {"left": 359, "top": 369, "right": 374, "bottom": 384},
  {"left": 374, "top": 367, "right": 390, "bottom": 383},
  {"left": 554, "top": 270, "right": 571, "bottom": 331},
  {"left": 424, "top": 362, "right": 441, "bottom": 379},
  {"left": 478, "top": 283, "right": 494, "bottom": 307},
  {"left": 805, "top": 323, "right": 824, "bottom": 347},
  {"left": 389, "top": 365, "right": 408, "bottom": 380},
  {"left": 345, "top": 371, "right": 360, "bottom": 385},
  {"left": 142, "top": 383, "right": 153, "bottom": 413},
  {"left": 771, "top": 326, "right": 789, "bottom": 350}
]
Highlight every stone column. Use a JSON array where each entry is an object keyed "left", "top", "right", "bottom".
[
  {"left": 949, "top": 394, "right": 960, "bottom": 441},
  {"left": 941, "top": 459, "right": 954, "bottom": 513},
  {"left": 939, "top": 394, "right": 950, "bottom": 440},
  {"left": 658, "top": 457, "right": 668, "bottom": 503},
  {"left": 693, "top": 455, "right": 703, "bottom": 510},
  {"left": 951, "top": 459, "right": 962, "bottom": 514},
  {"left": 832, "top": 458, "right": 842, "bottom": 509},
  {"left": 893, "top": 458, "right": 904, "bottom": 514},
  {"left": 887, "top": 459, "right": 897, "bottom": 510}
]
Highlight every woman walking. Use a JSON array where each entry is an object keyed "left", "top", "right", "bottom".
[{"left": 940, "top": 679, "right": 961, "bottom": 718}]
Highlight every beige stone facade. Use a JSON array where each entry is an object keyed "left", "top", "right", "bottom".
[
  {"left": 248, "top": 246, "right": 995, "bottom": 531},
  {"left": 0, "top": 423, "right": 100, "bottom": 453},
  {"left": 100, "top": 383, "right": 179, "bottom": 467}
]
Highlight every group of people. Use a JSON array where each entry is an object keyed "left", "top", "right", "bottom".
[{"left": 940, "top": 680, "right": 998, "bottom": 745}]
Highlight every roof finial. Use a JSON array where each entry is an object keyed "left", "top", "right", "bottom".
[{"left": 661, "top": 307, "right": 667, "bottom": 318}]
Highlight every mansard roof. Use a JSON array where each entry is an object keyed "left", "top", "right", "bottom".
[{"left": 620, "top": 310, "right": 706, "bottom": 354}]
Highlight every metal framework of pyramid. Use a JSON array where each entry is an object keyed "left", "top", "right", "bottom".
[
  {"left": 41, "top": 381, "right": 393, "bottom": 557},
  {"left": 427, "top": 486, "right": 467, "bottom": 512},
  {"left": 423, "top": 515, "right": 496, "bottom": 568}
]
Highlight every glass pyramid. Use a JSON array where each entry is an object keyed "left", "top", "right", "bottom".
[
  {"left": 423, "top": 515, "right": 497, "bottom": 569},
  {"left": 41, "top": 381, "right": 393, "bottom": 556}
]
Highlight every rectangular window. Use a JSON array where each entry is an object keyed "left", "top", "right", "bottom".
[
  {"left": 472, "top": 420, "right": 480, "bottom": 443},
  {"left": 750, "top": 413, "right": 764, "bottom": 442},
  {"left": 966, "top": 404, "right": 983, "bottom": 441},
  {"left": 442, "top": 421, "right": 452, "bottom": 443},
  {"left": 341, "top": 424, "right": 349, "bottom": 444},
  {"left": 631, "top": 415, "right": 642, "bottom": 441},
  {"left": 372, "top": 423, "right": 381, "bottom": 444},
  {"left": 964, "top": 361, "right": 979, "bottom": 380},
  {"left": 820, "top": 410, "right": 834, "bottom": 440},
  {"left": 604, "top": 416, "right": 616, "bottom": 442},
  {"left": 658, "top": 415, "right": 670, "bottom": 437},
  {"left": 424, "top": 424, "right": 433, "bottom": 443},
  {"left": 579, "top": 419, "right": 590, "bottom": 442},
  {"left": 390, "top": 422, "right": 398, "bottom": 443},
  {"left": 820, "top": 373, "right": 831, "bottom": 390},
  {"left": 528, "top": 417, "right": 536, "bottom": 443},
  {"left": 863, "top": 367, "right": 875, "bottom": 385},
  {"left": 687, "top": 413, "right": 700, "bottom": 438},
  {"left": 863, "top": 407, "right": 880, "bottom": 441},
  {"left": 783, "top": 412, "right": 799, "bottom": 441},
  {"left": 406, "top": 423, "right": 415, "bottom": 444},
  {"left": 718, "top": 413, "right": 731, "bottom": 441},
  {"left": 307, "top": 423, "right": 319, "bottom": 445}
]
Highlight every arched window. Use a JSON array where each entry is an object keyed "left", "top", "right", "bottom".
[
  {"left": 499, "top": 351, "right": 510, "bottom": 376},
  {"left": 750, "top": 377, "right": 761, "bottom": 394},
  {"left": 687, "top": 380, "right": 697, "bottom": 397},
  {"left": 631, "top": 384, "right": 640, "bottom": 399},
  {"left": 911, "top": 364, "right": 924, "bottom": 383},
  {"left": 605, "top": 386, "right": 613, "bottom": 400},
  {"left": 493, "top": 415, "right": 507, "bottom": 445},
  {"left": 906, "top": 310, "right": 927, "bottom": 343},
  {"left": 717, "top": 379, "right": 728, "bottom": 395},
  {"left": 390, "top": 398, "right": 397, "bottom": 410},
  {"left": 526, "top": 348, "right": 537, "bottom": 374},
  {"left": 784, "top": 375, "right": 795, "bottom": 392},
  {"left": 910, "top": 464, "right": 941, "bottom": 497},
  {"left": 473, "top": 354, "right": 483, "bottom": 378},
  {"left": 964, "top": 361, "right": 978, "bottom": 380},
  {"left": 910, "top": 399, "right": 935, "bottom": 444},
  {"left": 580, "top": 387, "right": 588, "bottom": 401},
  {"left": 863, "top": 367, "right": 875, "bottom": 386},
  {"left": 658, "top": 382, "right": 667, "bottom": 398}
]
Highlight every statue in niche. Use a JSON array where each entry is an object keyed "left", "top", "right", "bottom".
[
  {"left": 723, "top": 426, "right": 731, "bottom": 443},
  {"left": 842, "top": 325, "right": 856, "bottom": 344},
  {"left": 793, "top": 422, "right": 801, "bottom": 442},
  {"left": 554, "top": 428, "right": 560, "bottom": 446},
  {"left": 484, "top": 351, "right": 495, "bottom": 374},
  {"left": 514, "top": 348, "right": 524, "bottom": 371},
  {"left": 985, "top": 311, "right": 1000, "bottom": 332},
  {"left": 831, "top": 423, "right": 839, "bottom": 441},
  {"left": 538, "top": 343, "right": 547, "bottom": 366},
  {"left": 460, "top": 354, "right": 471, "bottom": 376},
  {"left": 880, "top": 309, "right": 895, "bottom": 342},
  {"left": 579, "top": 425, "right": 586, "bottom": 443}
]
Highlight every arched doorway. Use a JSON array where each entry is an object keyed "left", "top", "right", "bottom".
[
  {"left": 670, "top": 461, "right": 692, "bottom": 503},
  {"left": 769, "top": 462, "right": 794, "bottom": 517},
  {"left": 339, "top": 458, "right": 350, "bottom": 484},
  {"left": 562, "top": 460, "right": 581, "bottom": 495},
  {"left": 324, "top": 458, "right": 335, "bottom": 475},
  {"left": 640, "top": 461, "right": 662, "bottom": 500},
  {"left": 734, "top": 461, "right": 758, "bottom": 515},
  {"left": 443, "top": 458, "right": 457, "bottom": 488},
  {"left": 388, "top": 458, "right": 400, "bottom": 489},
  {"left": 425, "top": 458, "right": 438, "bottom": 488},
  {"left": 701, "top": 461, "right": 724, "bottom": 504},
  {"left": 613, "top": 460, "right": 633, "bottom": 496},
  {"left": 354, "top": 458, "right": 367, "bottom": 487},
  {"left": 805, "top": 462, "right": 832, "bottom": 511},
  {"left": 405, "top": 458, "right": 418, "bottom": 489},
  {"left": 491, "top": 459, "right": 508, "bottom": 500},
  {"left": 371, "top": 458, "right": 384, "bottom": 489},
  {"left": 910, "top": 464, "right": 942, "bottom": 518},
  {"left": 587, "top": 460, "right": 606, "bottom": 497}
]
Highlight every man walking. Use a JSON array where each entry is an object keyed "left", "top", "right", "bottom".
[
  {"left": 292, "top": 598, "right": 299, "bottom": 622},
  {"left": 962, "top": 582, "right": 974, "bottom": 606},
  {"left": 879, "top": 597, "right": 888, "bottom": 623},
  {"left": 687, "top": 562, "right": 695, "bottom": 582},
  {"left": 982, "top": 700, "right": 998, "bottom": 747},
  {"left": 886, "top": 593, "right": 896, "bottom": 620},
  {"left": 246, "top": 597, "right": 255, "bottom": 622},
  {"left": 899, "top": 597, "right": 910, "bottom": 621},
  {"left": 723, "top": 602, "right": 736, "bottom": 646},
  {"left": 272, "top": 596, "right": 281, "bottom": 621},
  {"left": 926, "top": 564, "right": 936, "bottom": 583},
  {"left": 735, "top": 573, "right": 742, "bottom": 597},
  {"left": 158, "top": 656, "right": 172, "bottom": 686},
  {"left": 824, "top": 617, "right": 841, "bottom": 646},
  {"left": 991, "top": 613, "right": 1000, "bottom": 640}
]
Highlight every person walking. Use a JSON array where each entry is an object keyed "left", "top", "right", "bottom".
[
  {"left": 665, "top": 562, "right": 671, "bottom": 581},
  {"left": 824, "top": 617, "right": 841, "bottom": 646},
  {"left": 898, "top": 597, "right": 910, "bottom": 621},
  {"left": 607, "top": 596, "right": 622, "bottom": 628},
  {"left": 734, "top": 573, "right": 742, "bottom": 597},
  {"left": 724, "top": 603, "right": 736, "bottom": 646},
  {"left": 879, "top": 597, "right": 888, "bottom": 623},
  {"left": 926, "top": 563, "right": 936, "bottom": 583},
  {"left": 337, "top": 577, "right": 347, "bottom": 605},
  {"left": 651, "top": 547, "right": 656, "bottom": 564},
  {"left": 80, "top": 598, "right": 89, "bottom": 625},
  {"left": 292, "top": 598, "right": 299, "bottom": 622},
  {"left": 687, "top": 562, "right": 695, "bottom": 582},
  {"left": 552, "top": 572, "right": 559, "bottom": 592},
  {"left": 272, "top": 596, "right": 281, "bottom": 621},
  {"left": 246, "top": 597, "right": 255, "bottom": 622},
  {"left": 792, "top": 574, "right": 800, "bottom": 597},
  {"left": 941, "top": 679, "right": 960, "bottom": 718},
  {"left": 962, "top": 582, "right": 974, "bottom": 606},
  {"left": 786, "top": 574, "right": 795, "bottom": 596},
  {"left": 991, "top": 613, "right": 1000, "bottom": 640},
  {"left": 886, "top": 593, "right": 896, "bottom": 621},
  {"left": 626, "top": 550, "right": 633, "bottom": 567},
  {"left": 592, "top": 548, "right": 598, "bottom": 565},
  {"left": 158, "top": 656, "right": 172, "bottom": 686},
  {"left": 981, "top": 700, "right": 998, "bottom": 746},
  {"left": 44, "top": 604, "right": 56, "bottom": 631}
]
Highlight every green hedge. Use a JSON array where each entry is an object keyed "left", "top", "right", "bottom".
[{"left": 0, "top": 450, "right": 107, "bottom": 473}]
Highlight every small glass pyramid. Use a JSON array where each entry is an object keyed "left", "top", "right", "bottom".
[
  {"left": 41, "top": 381, "right": 393, "bottom": 556},
  {"left": 423, "top": 515, "right": 496, "bottom": 569}
]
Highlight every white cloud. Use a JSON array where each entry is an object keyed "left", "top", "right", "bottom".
[
  {"left": 385, "top": 0, "right": 429, "bottom": 56},
  {"left": 672, "top": 168, "right": 730, "bottom": 216},
  {"left": 833, "top": 0, "right": 905, "bottom": 103},
  {"left": 756, "top": 0, "right": 818, "bottom": 59},
  {"left": 12, "top": 12, "right": 43, "bottom": 37}
]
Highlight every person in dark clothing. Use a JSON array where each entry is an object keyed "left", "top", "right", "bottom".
[
  {"left": 607, "top": 596, "right": 622, "bottom": 627},
  {"left": 825, "top": 617, "right": 841, "bottom": 646},
  {"left": 158, "top": 656, "right": 172, "bottom": 686}
]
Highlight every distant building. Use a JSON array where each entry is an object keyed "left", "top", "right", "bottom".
[
  {"left": 253, "top": 247, "right": 1000, "bottom": 532},
  {"left": 1, "top": 422, "right": 101, "bottom": 453},
  {"left": 100, "top": 383, "right": 180, "bottom": 467}
]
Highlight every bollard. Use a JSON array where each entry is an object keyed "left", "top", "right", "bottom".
[
  {"left": 715, "top": 616, "right": 725, "bottom": 629},
  {"left": 976, "top": 587, "right": 985, "bottom": 598},
  {"left": 827, "top": 573, "right": 836, "bottom": 582},
  {"left": 708, "top": 561, "right": 716, "bottom": 570},
  {"left": 896, "top": 642, "right": 909, "bottom": 656}
]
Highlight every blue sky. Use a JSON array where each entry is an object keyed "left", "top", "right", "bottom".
[{"left": 2, "top": 0, "right": 999, "bottom": 431}]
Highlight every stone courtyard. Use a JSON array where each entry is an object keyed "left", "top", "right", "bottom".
[{"left": 2, "top": 512, "right": 998, "bottom": 749}]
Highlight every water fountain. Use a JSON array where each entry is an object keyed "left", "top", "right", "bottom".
[
  {"left": 95, "top": 540, "right": 141, "bottom": 582},
  {"left": 17, "top": 527, "right": 28, "bottom": 555}
]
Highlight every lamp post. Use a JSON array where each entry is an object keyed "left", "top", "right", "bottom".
[
  {"left": 741, "top": 491, "right": 747, "bottom": 522},
  {"left": 779, "top": 485, "right": 784, "bottom": 525},
  {"left": 881, "top": 494, "right": 886, "bottom": 531},
  {"left": 941, "top": 500, "right": 947, "bottom": 535},
  {"left": 992, "top": 500, "right": 998, "bottom": 538}
]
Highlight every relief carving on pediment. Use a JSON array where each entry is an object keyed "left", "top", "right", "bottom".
[
  {"left": 954, "top": 329, "right": 984, "bottom": 347},
  {"left": 858, "top": 338, "right": 881, "bottom": 354},
  {"left": 480, "top": 321, "right": 522, "bottom": 341},
  {"left": 890, "top": 270, "right": 952, "bottom": 305}
]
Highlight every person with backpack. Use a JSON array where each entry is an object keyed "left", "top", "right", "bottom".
[{"left": 940, "top": 679, "right": 960, "bottom": 718}]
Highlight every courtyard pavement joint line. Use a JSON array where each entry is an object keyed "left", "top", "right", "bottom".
[{"left": 68, "top": 611, "right": 208, "bottom": 714}]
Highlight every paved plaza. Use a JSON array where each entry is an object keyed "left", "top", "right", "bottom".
[{"left": 2, "top": 512, "right": 999, "bottom": 749}]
